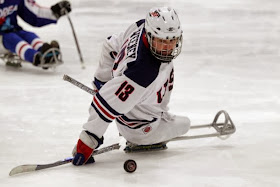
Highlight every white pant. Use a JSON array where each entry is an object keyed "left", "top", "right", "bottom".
[{"left": 117, "top": 114, "right": 190, "bottom": 145}]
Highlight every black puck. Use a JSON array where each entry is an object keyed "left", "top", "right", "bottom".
[{"left": 123, "top": 159, "right": 137, "bottom": 173}]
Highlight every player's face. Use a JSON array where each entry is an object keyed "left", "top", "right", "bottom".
[{"left": 152, "top": 37, "right": 178, "bottom": 56}]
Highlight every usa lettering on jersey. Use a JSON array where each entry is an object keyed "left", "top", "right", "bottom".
[
  {"left": 127, "top": 29, "right": 141, "bottom": 59},
  {"left": 0, "top": 5, "right": 18, "bottom": 18}
]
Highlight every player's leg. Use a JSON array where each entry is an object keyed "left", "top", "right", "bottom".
[
  {"left": 150, "top": 115, "right": 191, "bottom": 143},
  {"left": 16, "top": 30, "right": 61, "bottom": 67},
  {"left": 117, "top": 114, "right": 190, "bottom": 145},
  {"left": 2, "top": 32, "right": 37, "bottom": 63},
  {"left": 17, "top": 30, "right": 60, "bottom": 50},
  {"left": 16, "top": 30, "right": 43, "bottom": 51}
]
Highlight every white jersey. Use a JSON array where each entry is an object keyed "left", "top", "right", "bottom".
[{"left": 83, "top": 20, "right": 177, "bottom": 140}]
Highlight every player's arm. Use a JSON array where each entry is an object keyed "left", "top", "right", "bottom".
[
  {"left": 93, "top": 33, "right": 125, "bottom": 90},
  {"left": 93, "top": 21, "right": 140, "bottom": 90},
  {"left": 18, "top": 0, "right": 71, "bottom": 27},
  {"left": 73, "top": 22, "right": 154, "bottom": 166},
  {"left": 72, "top": 75, "right": 149, "bottom": 166}
]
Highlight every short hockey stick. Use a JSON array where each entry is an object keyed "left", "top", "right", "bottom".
[
  {"left": 66, "top": 11, "right": 85, "bottom": 69},
  {"left": 63, "top": 74, "right": 96, "bottom": 96},
  {"left": 9, "top": 143, "right": 120, "bottom": 176}
]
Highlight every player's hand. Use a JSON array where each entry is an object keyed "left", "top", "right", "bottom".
[
  {"left": 72, "top": 139, "right": 95, "bottom": 165},
  {"left": 51, "top": 1, "right": 71, "bottom": 19},
  {"left": 72, "top": 130, "right": 103, "bottom": 166}
]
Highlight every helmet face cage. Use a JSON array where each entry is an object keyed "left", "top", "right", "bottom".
[
  {"left": 147, "top": 34, "right": 183, "bottom": 62},
  {"left": 145, "top": 7, "right": 183, "bottom": 62}
]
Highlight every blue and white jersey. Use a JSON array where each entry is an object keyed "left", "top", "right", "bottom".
[
  {"left": 84, "top": 20, "right": 175, "bottom": 138},
  {"left": 0, "top": 0, "right": 57, "bottom": 34}
]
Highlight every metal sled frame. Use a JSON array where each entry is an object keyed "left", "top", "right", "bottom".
[
  {"left": 0, "top": 48, "right": 63, "bottom": 69},
  {"left": 0, "top": 52, "right": 23, "bottom": 67},
  {"left": 39, "top": 48, "right": 63, "bottom": 68},
  {"left": 172, "top": 110, "right": 236, "bottom": 141}
]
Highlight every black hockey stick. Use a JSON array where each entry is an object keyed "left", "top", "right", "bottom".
[
  {"left": 66, "top": 11, "right": 85, "bottom": 69},
  {"left": 63, "top": 74, "right": 96, "bottom": 96},
  {"left": 9, "top": 143, "right": 120, "bottom": 176}
]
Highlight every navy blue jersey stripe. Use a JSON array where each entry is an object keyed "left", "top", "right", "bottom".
[
  {"left": 116, "top": 118, "right": 150, "bottom": 129},
  {"left": 91, "top": 102, "right": 112, "bottom": 123},
  {"left": 121, "top": 115, "right": 157, "bottom": 123},
  {"left": 93, "top": 77, "right": 106, "bottom": 90},
  {"left": 124, "top": 30, "right": 161, "bottom": 88},
  {"left": 136, "top": 19, "right": 145, "bottom": 27},
  {"left": 94, "top": 77, "right": 107, "bottom": 85},
  {"left": 96, "top": 93, "right": 122, "bottom": 116},
  {"left": 116, "top": 116, "right": 157, "bottom": 129}
]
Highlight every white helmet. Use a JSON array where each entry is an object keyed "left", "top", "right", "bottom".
[{"left": 145, "top": 7, "right": 183, "bottom": 62}]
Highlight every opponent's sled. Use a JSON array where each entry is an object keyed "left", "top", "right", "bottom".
[
  {"left": 37, "top": 47, "right": 63, "bottom": 69},
  {"left": 0, "top": 48, "right": 63, "bottom": 69},
  {"left": 0, "top": 52, "right": 23, "bottom": 68}
]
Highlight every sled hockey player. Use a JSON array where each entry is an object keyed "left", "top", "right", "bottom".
[
  {"left": 0, "top": 0, "right": 71, "bottom": 69},
  {"left": 71, "top": 7, "right": 190, "bottom": 165}
]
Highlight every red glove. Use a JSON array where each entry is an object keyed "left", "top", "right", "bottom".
[
  {"left": 72, "top": 139, "right": 94, "bottom": 165},
  {"left": 72, "top": 130, "right": 103, "bottom": 166}
]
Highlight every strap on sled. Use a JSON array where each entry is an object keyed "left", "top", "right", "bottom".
[
  {"left": 172, "top": 110, "right": 236, "bottom": 141},
  {"left": 38, "top": 48, "right": 63, "bottom": 68}
]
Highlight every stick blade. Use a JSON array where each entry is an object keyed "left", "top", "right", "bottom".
[{"left": 9, "top": 165, "right": 37, "bottom": 176}]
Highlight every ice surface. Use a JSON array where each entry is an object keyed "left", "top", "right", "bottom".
[{"left": 0, "top": 0, "right": 280, "bottom": 186}]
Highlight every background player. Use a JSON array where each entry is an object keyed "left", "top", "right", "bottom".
[
  {"left": 72, "top": 7, "right": 190, "bottom": 165},
  {"left": 0, "top": 0, "right": 71, "bottom": 68}
]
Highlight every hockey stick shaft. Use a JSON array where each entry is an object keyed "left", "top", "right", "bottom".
[
  {"left": 63, "top": 74, "right": 96, "bottom": 96},
  {"left": 66, "top": 12, "right": 85, "bottom": 69},
  {"left": 9, "top": 143, "right": 120, "bottom": 176}
]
